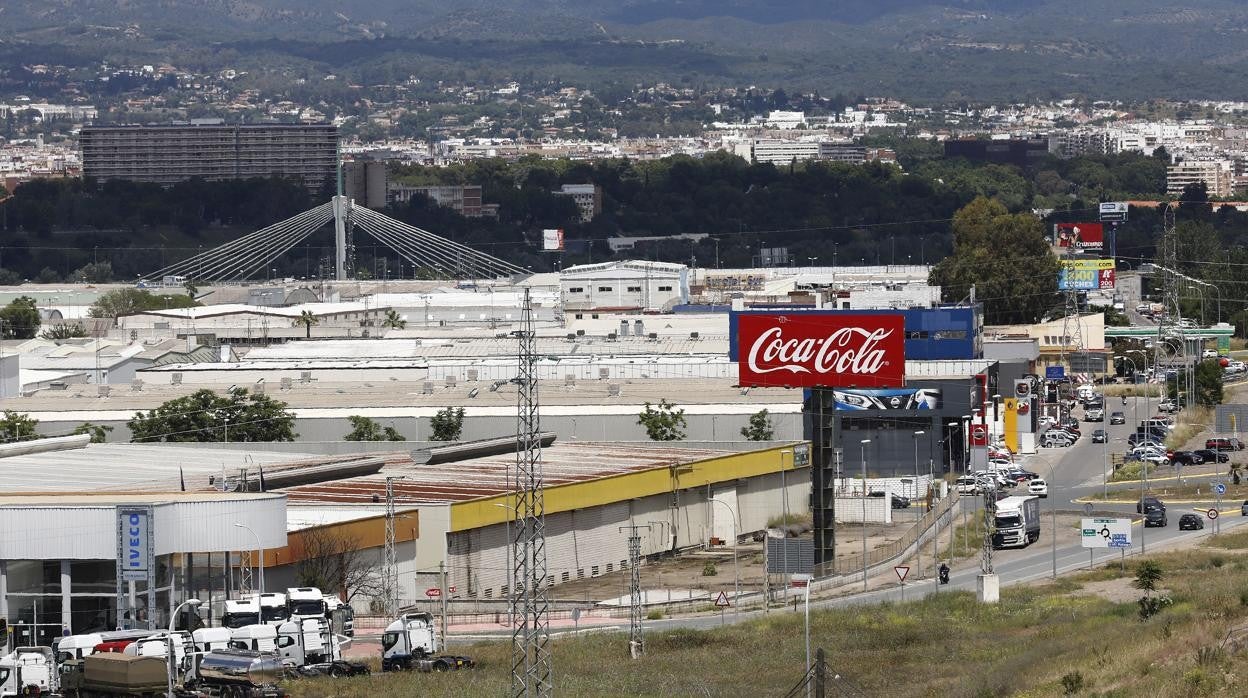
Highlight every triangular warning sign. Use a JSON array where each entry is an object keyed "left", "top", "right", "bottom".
[
  {"left": 714, "top": 590, "right": 731, "bottom": 607},
  {"left": 894, "top": 566, "right": 910, "bottom": 582}
]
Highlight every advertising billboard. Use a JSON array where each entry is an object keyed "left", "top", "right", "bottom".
[
  {"left": 736, "top": 312, "right": 905, "bottom": 388},
  {"left": 116, "top": 506, "right": 153, "bottom": 582},
  {"left": 1054, "top": 222, "right": 1104, "bottom": 251},
  {"left": 1058, "top": 259, "right": 1115, "bottom": 290},
  {"left": 541, "top": 228, "right": 565, "bottom": 251},
  {"left": 830, "top": 387, "right": 941, "bottom": 410}
]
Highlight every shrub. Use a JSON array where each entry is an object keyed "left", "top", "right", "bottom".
[
  {"left": 702, "top": 562, "right": 718, "bottom": 577},
  {"left": 1060, "top": 670, "right": 1085, "bottom": 695},
  {"left": 646, "top": 609, "right": 664, "bottom": 620}
]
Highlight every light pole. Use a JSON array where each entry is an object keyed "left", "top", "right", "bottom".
[
  {"left": 709, "top": 498, "right": 740, "bottom": 621},
  {"left": 223, "top": 417, "right": 229, "bottom": 444},
  {"left": 860, "top": 439, "right": 871, "bottom": 592},
  {"left": 912, "top": 430, "right": 926, "bottom": 578},
  {"left": 167, "top": 598, "right": 202, "bottom": 698},
  {"left": 945, "top": 421, "right": 959, "bottom": 474},
  {"left": 233, "top": 523, "right": 264, "bottom": 594}
]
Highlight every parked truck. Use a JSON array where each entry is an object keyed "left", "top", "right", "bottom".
[
  {"left": 273, "top": 618, "right": 367, "bottom": 678},
  {"left": 0, "top": 647, "right": 57, "bottom": 697},
  {"left": 992, "top": 495, "right": 1041, "bottom": 548},
  {"left": 381, "top": 613, "right": 474, "bottom": 673},
  {"left": 60, "top": 649, "right": 285, "bottom": 697}
]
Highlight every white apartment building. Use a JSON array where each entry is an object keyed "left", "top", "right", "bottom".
[{"left": 1167, "top": 159, "right": 1234, "bottom": 197}]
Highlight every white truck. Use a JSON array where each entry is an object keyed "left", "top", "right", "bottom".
[
  {"left": 992, "top": 495, "right": 1041, "bottom": 549},
  {"left": 285, "top": 588, "right": 327, "bottom": 621},
  {"left": 324, "top": 596, "right": 355, "bottom": 638},
  {"left": 274, "top": 618, "right": 367, "bottom": 678},
  {"left": 259, "top": 593, "right": 289, "bottom": 625},
  {"left": 228, "top": 624, "right": 279, "bottom": 654},
  {"left": 0, "top": 647, "right": 57, "bottom": 697},
  {"left": 381, "top": 613, "right": 473, "bottom": 673},
  {"left": 223, "top": 597, "right": 263, "bottom": 629},
  {"left": 53, "top": 630, "right": 158, "bottom": 664}
]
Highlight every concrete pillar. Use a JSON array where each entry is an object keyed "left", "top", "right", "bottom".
[
  {"left": 61, "top": 560, "right": 72, "bottom": 633},
  {"left": 0, "top": 560, "right": 8, "bottom": 620}
]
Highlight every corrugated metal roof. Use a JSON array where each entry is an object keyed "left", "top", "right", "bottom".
[{"left": 281, "top": 442, "right": 733, "bottom": 505}]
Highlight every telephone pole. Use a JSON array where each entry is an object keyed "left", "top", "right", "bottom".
[
  {"left": 384, "top": 476, "right": 400, "bottom": 617},
  {"left": 619, "top": 524, "right": 652, "bottom": 658},
  {"left": 511, "top": 289, "right": 553, "bottom": 697}
]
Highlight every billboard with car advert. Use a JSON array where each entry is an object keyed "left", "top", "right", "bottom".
[
  {"left": 734, "top": 312, "right": 905, "bottom": 388},
  {"left": 1054, "top": 222, "right": 1104, "bottom": 251},
  {"left": 831, "top": 387, "right": 941, "bottom": 410},
  {"left": 1058, "top": 259, "right": 1115, "bottom": 291}
]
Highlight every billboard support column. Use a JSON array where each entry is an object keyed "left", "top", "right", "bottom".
[{"left": 116, "top": 506, "right": 155, "bottom": 631}]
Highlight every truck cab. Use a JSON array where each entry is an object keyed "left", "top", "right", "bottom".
[
  {"left": 222, "top": 597, "right": 262, "bottom": 629},
  {"left": 54, "top": 629, "right": 154, "bottom": 664},
  {"left": 992, "top": 495, "right": 1041, "bottom": 548},
  {"left": 325, "top": 595, "right": 355, "bottom": 637},
  {"left": 0, "top": 647, "right": 57, "bottom": 697},
  {"left": 381, "top": 613, "right": 438, "bottom": 671},
  {"left": 286, "top": 588, "right": 328, "bottom": 621},
  {"left": 228, "top": 624, "right": 278, "bottom": 654},
  {"left": 192, "top": 627, "right": 235, "bottom": 653},
  {"left": 276, "top": 617, "right": 334, "bottom": 666},
  {"left": 259, "top": 592, "right": 290, "bottom": 625}
]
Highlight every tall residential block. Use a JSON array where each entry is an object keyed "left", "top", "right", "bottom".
[{"left": 80, "top": 122, "right": 339, "bottom": 191}]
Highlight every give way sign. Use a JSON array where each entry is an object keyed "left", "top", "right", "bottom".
[{"left": 894, "top": 566, "right": 910, "bottom": 582}]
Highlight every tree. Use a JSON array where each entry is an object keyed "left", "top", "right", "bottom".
[
  {"left": 382, "top": 310, "right": 406, "bottom": 330},
  {"left": 88, "top": 289, "right": 197, "bottom": 318},
  {"left": 72, "top": 261, "right": 114, "bottom": 283},
  {"left": 1193, "top": 359, "right": 1224, "bottom": 407},
  {"left": 430, "top": 407, "right": 465, "bottom": 441},
  {"left": 41, "top": 323, "right": 87, "bottom": 340},
  {"left": 0, "top": 297, "right": 40, "bottom": 339},
  {"left": 741, "top": 409, "right": 775, "bottom": 441},
  {"left": 184, "top": 280, "right": 198, "bottom": 298},
  {"left": 294, "top": 526, "right": 383, "bottom": 603},
  {"left": 1133, "top": 560, "right": 1168, "bottom": 620},
  {"left": 128, "top": 388, "right": 297, "bottom": 442},
  {"left": 0, "top": 410, "right": 39, "bottom": 442},
  {"left": 343, "top": 415, "right": 405, "bottom": 441},
  {"left": 72, "top": 422, "right": 113, "bottom": 443},
  {"left": 297, "top": 310, "right": 318, "bottom": 339},
  {"left": 638, "top": 399, "right": 687, "bottom": 441},
  {"left": 929, "top": 197, "right": 1061, "bottom": 325}
]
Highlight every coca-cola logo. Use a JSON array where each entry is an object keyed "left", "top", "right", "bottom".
[{"left": 736, "top": 313, "right": 905, "bottom": 388}]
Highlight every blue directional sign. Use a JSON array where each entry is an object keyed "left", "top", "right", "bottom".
[{"left": 1045, "top": 366, "right": 1065, "bottom": 380}]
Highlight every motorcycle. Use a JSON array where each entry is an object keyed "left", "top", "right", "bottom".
[{"left": 938, "top": 565, "right": 950, "bottom": 585}]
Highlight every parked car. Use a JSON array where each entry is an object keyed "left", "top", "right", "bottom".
[
  {"left": 1144, "top": 508, "right": 1168, "bottom": 527},
  {"left": 1091, "top": 429, "right": 1107, "bottom": 443},
  {"left": 1061, "top": 417, "right": 1080, "bottom": 430},
  {"left": 1137, "top": 496, "right": 1166, "bottom": 513},
  {"left": 1171, "top": 451, "right": 1205, "bottom": 466},
  {"left": 1193, "top": 449, "right": 1230, "bottom": 463},
  {"left": 1242, "top": 500, "right": 1248, "bottom": 516},
  {"left": 868, "top": 491, "right": 911, "bottom": 509},
  {"left": 955, "top": 477, "right": 979, "bottom": 495},
  {"left": 1203, "top": 349, "right": 1219, "bottom": 359},
  {"left": 1206, "top": 437, "right": 1246, "bottom": 451},
  {"left": 1109, "top": 411, "right": 1126, "bottom": 425},
  {"left": 1085, "top": 408, "right": 1104, "bottom": 422},
  {"left": 1179, "top": 513, "right": 1205, "bottom": 530},
  {"left": 1010, "top": 469, "right": 1040, "bottom": 482},
  {"left": 1157, "top": 399, "right": 1180, "bottom": 413},
  {"left": 1041, "top": 431, "right": 1075, "bottom": 448},
  {"left": 1028, "top": 478, "right": 1048, "bottom": 498}
]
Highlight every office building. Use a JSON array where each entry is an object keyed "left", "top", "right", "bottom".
[
  {"left": 80, "top": 122, "right": 338, "bottom": 191},
  {"left": 552, "top": 184, "right": 602, "bottom": 222}
]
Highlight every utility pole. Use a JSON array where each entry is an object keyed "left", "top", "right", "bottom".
[
  {"left": 618, "top": 523, "right": 651, "bottom": 658},
  {"left": 384, "top": 476, "right": 400, "bottom": 617},
  {"left": 511, "top": 288, "right": 553, "bottom": 697}
]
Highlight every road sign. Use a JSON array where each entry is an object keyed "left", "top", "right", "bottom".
[
  {"left": 766, "top": 538, "right": 814, "bottom": 574},
  {"left": 1046, "top": 366, "right": 1065, "bottom": 380},
  {"left": 1213, "top": 482, "right": 1227, "bottom": 496},
  {"left": 1081, "top": 518, "right": 1132, "bottom": 549},
  {"left": 1208, "top": 508, "right": 1220, "bottom": 520},
  {"left": 789, "top": 573, "right": 812, "bottom": 590},
  {"left": 714, "top": 591, "right": 731, "bottom": 607},
  {"left": 1099, "top": 202, "right": 1128, "bottom": 223},
  {"left": 448, "top": 586, "right": 456, "bottom": 594},
  {"left": 425, "top": 588, "right": 442, "bottom": 598},
  {"left": 571, "top": 607, "right": 581, "bottom": 623},
  {"left": 894, "top": 566, "right": 910, "bottom": 582}
]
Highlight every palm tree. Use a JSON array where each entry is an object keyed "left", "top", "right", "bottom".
[
  {"left": 383, "top": 310, "right": 406, "bottom": 330},
  {"left": 297, "top": 310, "right": 318, "bottom": 338}
]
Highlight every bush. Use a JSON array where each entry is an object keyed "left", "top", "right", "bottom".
[
  {"left": 646, "top": 609, "right": 664, "bottom": 620},
  {"left": 1060, "top": 670, "right": 1085, "bottom": 695},
  {"left": 702, "top": 563, "right": 718, "bottom": 577}
]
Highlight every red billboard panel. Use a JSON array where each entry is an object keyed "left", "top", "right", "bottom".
[
  {"left": 1054, "top": 222, "right": 1104, "bottom": 251},
  {"left": 736, "top": 313, "right": 905, "bottom": 388}
]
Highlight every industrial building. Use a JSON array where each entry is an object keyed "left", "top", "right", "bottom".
[
  {"left": 560, "top": 260, "right": 690, "bottom": 313},
  {"left": 80, "top": 123, "right": 338, "bottom": 190}
]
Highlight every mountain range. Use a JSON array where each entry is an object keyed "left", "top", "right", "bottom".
[{"left": 4, "top": 1, "right": 1248, "bottom": 100}]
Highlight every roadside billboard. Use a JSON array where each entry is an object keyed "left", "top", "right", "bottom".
[
  {"left": 1054, "top": 223, "right": 1104, "bottom": 251},
  {"left": 542, "top": 229, "right": 565, "bottom": 251},
  {"left": 735, "top": 312, "right": 905, "bottom": 388},
  {"left": 830, "top": 387, "right": 941, "bottom": 410},
  {"left": 1058, "top": 259, "right": 1115, "bottom": 290}
]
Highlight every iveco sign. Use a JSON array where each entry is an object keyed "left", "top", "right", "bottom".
[{"left": 734, "top": 312, "right": 905, "bottom": 388}]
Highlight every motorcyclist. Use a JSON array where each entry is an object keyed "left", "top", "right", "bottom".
[
  {"left": 938, "top": 562, "right": 950, "bottom": 584},
  {"left": 1122, "top": 395, "right": 1128, "bottom": 405}
]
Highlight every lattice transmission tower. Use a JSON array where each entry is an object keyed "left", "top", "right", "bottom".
[{"left": 511, "top": 288, "right": 553, "bottom": 697}]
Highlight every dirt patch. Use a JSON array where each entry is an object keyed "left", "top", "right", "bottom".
[{"left": 1070, "top": 577, "right": 1170, "bottom": 604}]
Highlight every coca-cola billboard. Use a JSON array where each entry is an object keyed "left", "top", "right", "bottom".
[{"left": 735, "top": 313, "right": 905, "bottom": 388}]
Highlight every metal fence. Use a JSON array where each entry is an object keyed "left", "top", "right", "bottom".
[{"left": 822, "top": 493, "right": 958, "bottom": 579}]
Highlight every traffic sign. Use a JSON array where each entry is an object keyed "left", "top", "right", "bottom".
[
  {"left": 790, "top": 573, "right": 812, "bottom": 590},
  {"left": 448, "top": 586, "right": 456, "bottom": 594},
  {"left": 1208, "top": 508, "right": 1220, "bottom": 520},
  {"left": 425, "top": 588, "right": 442, "bottom": 598},
  {"left": 1213, "top": 482, "right": 1227, "bottom": 496},
  {"left": 1046, "top": 366, "right": 1065, "bottom": 380},
  {"left": 714, "top": 591, "right": 731, "bottom": 607},
  {"left": 1099, "top": 202, "right": 1129, "bottom": 223},
  {"left": 894, "top": 566, "right": 909, "bottom": 582},
  {"left": 1081, "top": 518, "right": 1132, "bottom": 549}
]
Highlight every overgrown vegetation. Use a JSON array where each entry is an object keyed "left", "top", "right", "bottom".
[
  {"left": 127, "top": 388, "right": 297, "bottom": 442},
  {"left": 430, "top": 407, "right": 465, "bottom": 442},
  {"left": 638, "top": 399, "right": 687, "bottom": 441},
  {"left": 343, "top": 415, "right": 405, "bottom": 442}
]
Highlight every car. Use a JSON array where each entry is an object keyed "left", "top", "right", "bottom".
[
  {"left": 1060, "top": 417, "right": 1080, "bottom": 430},
  {"left": 1091, "top": 429, "right": 1107, "bottom": 443},
  {"left": 1144, "top": 508, "right": 1169, "bottom": 527},
  {"left": 1206, "top": 437, "right": 1246, "bottom": 451},
  {"left": 1242, "top": 500, "right": 1248, "bottom": 517},
  {"left": 1137, "top": 496, "right": 1166, "bottom": 514},
  {"left": 1157, "top": 399, "right": 1180, "bottom": 413},
  {"left": 1171, "top": 451, "right": 1204, "bottom": 466},
  {"left": 868, "top": 491, "right": 911, "bottom": 509},
  {"left": 988, "top": 457, "right": 1014, "bottom": 469},
  {"left": 1179, "top": 513, "right": 1205, "bottom": 530},
  {"left": 1010, "top": 469, "right": 1040, "bottom": 482},
  {"left": 1193, "top": 449, "right": 1230, "bottom": 463},
  {"left": 1028, "top": 478, "right": 1049, "bottom": 498},
  {"left": 1039, "top": 415, "right": 1058, "bottom": 429},
  {"left": 1041, "top": 432, "right": 1074, "bottom": 448},
  {"left": 1139, "top": 453, "right": 1170, "bottom": 466},
  {"left": 1109, "top": 411, "right": 1126, "bottom": 425},
  {"left": 1203, "top": 349, "right": 1219, "bottom": 359},
  {"left": 1084, "top": 408, "right": 1104, "bottom": 422},
  {"left": 954, "top": 477, "right": 979, "bottom": 495},
  {"left": 1130, "top": 445, "right": 1166, "bottom": 458}
]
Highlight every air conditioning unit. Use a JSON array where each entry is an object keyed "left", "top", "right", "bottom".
[
  {"left": 97, "top": 385, "right": 110, "bottom": 397},
  {"left": 446, "top": 375, "right": 457, "bottom": 387},
  {"left": 607, "top": 383, "right": 621, "bottom": 397},
  {"left": 467, "top": 369, "right": 478, "bottom": 382},
  {"left": 131, "top": 380, "right": 143, "bottom": 392},
  {"left": 598, "top": 368, "right": 610, "bottom": 379},
  {"left": 300, "top": 371, "right": 312, "bottom": 384},
  {"left": 171, "top": 373, "right": 183, "bottom": 385},
  {"left": 422, "top": 381, "right": 435, "bottom": 394},
  {"left": 280, "top": 377, "right": 293, "bottom": 390}
]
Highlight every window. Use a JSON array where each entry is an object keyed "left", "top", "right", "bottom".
[
  {"left": 658, "top": 285, "right": 673, "bottom": 292},
  {"left": 627, "top": 286, "right": 641, "bottom": 292},
  {"left": 598, "top": 286, "right": 613, "bottom": 292},
  {"left": 567, "top": 287, "right": 584, "bottom": 293}
]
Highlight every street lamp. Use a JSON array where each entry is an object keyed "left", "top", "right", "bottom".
[
  {"left": 233, "top": 523, "right": 264, "bottom": 594},
  {"left": 859, "top": 439, "right": 872, "bottom": 592},
  {"left": 709, "top": 498, "right": 741, "bottom": 621},
  {"left": 167, "top": 598, "right": 202, "bottom": 697},
  {"left": 945, "top": 421, "right": 960, "bottom": 474},
  {"left": 912, "top": 430, "right": 926, "bottom": 579}
]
